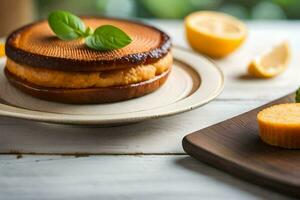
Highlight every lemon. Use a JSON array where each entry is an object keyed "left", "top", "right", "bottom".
[
  {"left": 248, "top": 41, "right": 290, "bottom": 78},
  {"left": 185, "top": 11, "right": 247, "bottom": 58},
  {"left": 0, "top": 43, "right": 4, "bottom": 57}
]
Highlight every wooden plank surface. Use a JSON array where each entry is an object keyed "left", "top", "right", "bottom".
[
  {"left": 0, "top": 100, "right": 264, "bottom": 154},
  {"left": 1, "top": 21, "right": 300, "bottom": 199},
  {"left": 0, "top": 155, "right": 293, "bottom": 200}
]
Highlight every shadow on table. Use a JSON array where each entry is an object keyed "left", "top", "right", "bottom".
[
  {"left": 237, "top": 74, "right": 259, "bottom": 80},
  {"left": 175, "top": 156, "right": 293, "bottom": 200}
]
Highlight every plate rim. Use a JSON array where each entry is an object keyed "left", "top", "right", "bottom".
[{"left": 0, "top": 46, "right": 224, "bottom": 125}]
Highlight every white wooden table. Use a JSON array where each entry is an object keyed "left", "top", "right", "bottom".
[{"left": 1, "top": 20, "right": 299, "bottom": 200}]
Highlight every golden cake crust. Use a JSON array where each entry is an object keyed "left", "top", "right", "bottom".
[{"left": 5, "top": 17, "right": 171, "bottom": 72}]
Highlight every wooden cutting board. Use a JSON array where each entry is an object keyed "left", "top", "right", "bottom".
[{"left": 183, "top": 94, "right": 300, "bottom": 198}]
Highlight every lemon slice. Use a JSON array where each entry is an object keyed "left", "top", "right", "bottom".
[
  {"left": 0, "top": 43, "right": 4, "bottom": 57},
  {"left": 248, "top": 41, "right": 290, "bottom": 78},
  {"left": 185, "top": 11, "right": 247, "bottom": 58}
]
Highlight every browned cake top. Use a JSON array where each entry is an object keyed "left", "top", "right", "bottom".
[{"left": 6, "top": 17, "right": 171, "bottom": 72}]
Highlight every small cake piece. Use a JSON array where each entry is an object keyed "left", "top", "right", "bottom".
[{"left": 257, "top": 103, "right": 300, "bottom": 149}]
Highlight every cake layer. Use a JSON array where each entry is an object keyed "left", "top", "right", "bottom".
[
  {"left": 6, "top": 53, "right": 172, "bottom": 89},
  {"left": 5, "top": 68, "right": 171, "bottom": 104},
  {"left": 5, "top": 17, "right": 171, "bottom": 72}
]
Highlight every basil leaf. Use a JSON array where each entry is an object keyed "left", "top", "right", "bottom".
[
  {"left": 84, "top": 27, "right": 94, "bottom": 37},
  {"left": 85, "top": 25, "right": 132, "bottom": 51},
  {"left": 48, "top": 10, "right": 86, "bottom": 40},
  {"left": 296, "top": 87, "right": 300, "bottom": 103}
]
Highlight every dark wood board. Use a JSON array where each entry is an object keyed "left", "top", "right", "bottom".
[{"left": 182, "top": 94, "right": 300, "bottom": 198}]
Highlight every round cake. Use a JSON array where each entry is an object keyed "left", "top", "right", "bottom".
[{"left": 5, "top": 17, "right": 172, "bottom": 104}]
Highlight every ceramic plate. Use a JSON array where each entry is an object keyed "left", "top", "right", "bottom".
[{"left": 0, "top": 47, "right": 224, "bottom": 125}]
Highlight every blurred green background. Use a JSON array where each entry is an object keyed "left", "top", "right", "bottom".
[
  {"left": 1, "top": 0, "right": 300, "bottom": 37},
  {"left": 35, "top": 0, "right": 300, "bottom": 20}
]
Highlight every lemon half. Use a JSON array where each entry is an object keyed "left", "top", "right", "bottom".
[
  {"left": 185, "top": 11, "right": 247, "bottom": 58},
  {"left": 248, "top": 41, "right": 290, "bottom": 78},
  {"left": 0, "top": 44, "right": 4, "bottom": 57}
]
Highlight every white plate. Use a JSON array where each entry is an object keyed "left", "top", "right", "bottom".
[{"left": 0, "top": 47, "right": 224, "bottom": 125}]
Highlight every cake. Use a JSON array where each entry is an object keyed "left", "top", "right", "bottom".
[
  {"left": 5, "top": 17, "right": 172, "bottom": 104},
  {"left": 257, "top": 103, "right": 300, "bottom": 149}
]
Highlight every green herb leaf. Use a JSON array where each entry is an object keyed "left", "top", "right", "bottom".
[
  {"left": 85, "top": 25, "right": 132, "bottom": 51},
  {"left": 48, "top": 10, "right": 86, "bottom": 40},
  {"left": 48, "top": 10, "right": 132, "bottom": 51},
  {"left": 84, "top": 27, "right": 94, "bottom": 37},
  {"left": 296, "top": 87, "right": 300, "bottom": 103}
]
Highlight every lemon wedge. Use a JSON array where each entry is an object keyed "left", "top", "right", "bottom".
[
  {"left": 248, "top": 41, "right": 290, "bottom": 78},
  {"left": 185, "top": 11, "right": 247, "bottom": 58},
  {"left": 0, "top": 44, "right": 4, "bottom": 57}
]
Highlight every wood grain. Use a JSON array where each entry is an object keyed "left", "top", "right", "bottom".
[
  {"left": 0, "top": 100, "right": 264, "bottom": 154},
  {"left": 0, "top": 155, "right": 289, "bottom": 200},
  {"left": 183, "top": 94, "right": 300, "bottom": 198}
]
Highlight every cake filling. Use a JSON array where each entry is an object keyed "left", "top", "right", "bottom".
[{"left": 6, "top": 53, "right": 172, "bottom": 89}]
